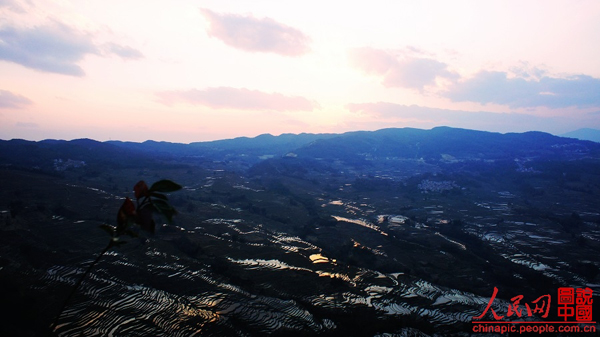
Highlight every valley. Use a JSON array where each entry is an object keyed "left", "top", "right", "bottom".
[{"left": 1, "top": 127, "right": 599, "bottom": 336}]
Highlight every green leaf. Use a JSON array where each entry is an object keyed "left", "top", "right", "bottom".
[
  {"left": 149, "top": 180, "right": 182, "bottom": 193},
  {"left": 152, "top": 198, "right": 171, "bottom": 210},
  {"left": 99, "top": 224, "right": 115, "bottom": 237},
  {"left": 150, "top": 192, "right": 168, "bottom": 200},
  {"left": 152, "top": 199, "right": 176, "bottom": 223}
]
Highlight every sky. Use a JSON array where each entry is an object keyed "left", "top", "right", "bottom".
[{"left": 1, "top": 0, "right": 600, "bottom": 143}]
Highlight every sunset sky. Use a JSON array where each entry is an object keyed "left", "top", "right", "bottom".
[{"left": 1, "top": 0, "right": 600, "bottom": 142}]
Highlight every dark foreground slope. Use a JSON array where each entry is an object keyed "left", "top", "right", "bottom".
[{"left": 1, "top": 127, "right": 599, "bottom": 336}]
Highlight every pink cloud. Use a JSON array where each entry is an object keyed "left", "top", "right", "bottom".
[
  {"left": 200, "top": 8, "right": 310, "bottom": 56},
  {"left": 157, "top": 87, "right": 319, "bottom": 112},
  {"left": 0, "top": 89, "right": 32, "bottom": 108},
  {"left": 348, "top": 47, "right": 457, "bottom": 90},
  {"left": 105, "top": 43, "right": 144, "bottom": 60},
  {"left": 0, "top": 0, "right": 25, "bottom": 12}
]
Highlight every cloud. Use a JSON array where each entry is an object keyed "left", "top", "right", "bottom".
[
  {"left": 15, "top": 122, "right": 38, "bottom": 128},
  {"left": 346, "top": 102, "right": 573, "bottom": 133},
  {"left": 0, "top": 89, "right": 32, "bottom": 108},
  {"left": 445, "top": 71, "right": 600, "bottom": 109},
  {"left": 0, "top": 22, "right": 98, "bottom": 76},
  {"left": 509, "top": 61, "right": 548, "bottom": 81},
  {"left": 200, "top": 8, "right": 310, "bottom": 56},
  {"left": 348, "top": 47, "right": 458, "bottom": 90},
  {"left": 348, "top": 47, "right": 600, "bottom": 109},
  {"left": 384, "top": 58, "right": 458, "bottom": 89},
  {"left": 157, "top": 87, "right": 319, "bottom": 112},
  {"left": 105, "top": 43, "right": 144, "bottom": 60},
  {"left": 0, "top": 0, "right": 24, "bottom": 12}
]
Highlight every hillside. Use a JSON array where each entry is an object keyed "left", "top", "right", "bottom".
[
  {"left": 0, "top": 138, "right": 157, "bottom": 172},
  {"left": 561, "top": 128, "right": 600, "bottom": 143},
  {"left": 3, "top": 127, "right": 600, "bottom": 173},
  {"left": 1, "top": 127, "right": 599, "bottom": 335},
  {"left": 295, "top": 127, "right": 600, "bottom": 161}
]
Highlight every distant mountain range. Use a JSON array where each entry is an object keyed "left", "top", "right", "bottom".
[
  {"left": 560, "top": 128, "right": 600, "bottom": 143},
  {"left": 2, "top": 127, "right": 600, "bottom": 172},
  {"left": 106, "top": 132, "right": 337, "bottom": 159},
  {"left": 0, "top": 138, "right": 157, "bottom": 171},
  {"left": 294, "top": 127, "right": 600, "bottom": 161}
]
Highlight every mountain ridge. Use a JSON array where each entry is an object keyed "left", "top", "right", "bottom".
[
  {"left": 560, "top": 128, "right": 600, "bottom": 143},
  {"left": 2, "top": 127, "right": 600, "bottom": 172},
  {"left": 293, "top": 126, "right": 600, "bottom": 162}
]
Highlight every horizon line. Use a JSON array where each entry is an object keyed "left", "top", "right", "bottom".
[{"left": 3, "top": 125, "right": 595, "bottom": 144}]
